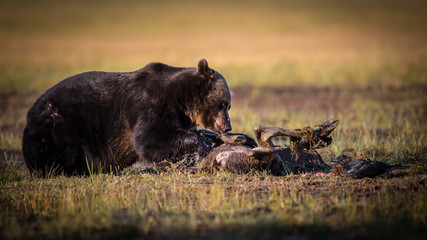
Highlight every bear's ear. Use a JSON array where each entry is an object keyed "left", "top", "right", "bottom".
[{"left": 197, "top": 59, "right": 216, "bottom": 79}]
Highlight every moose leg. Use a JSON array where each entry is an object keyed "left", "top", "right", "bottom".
[
  {"left": 254, "top": 119, "right": 339, "bottom": 150},
  {"left": 250, "top": 119, "right": 339, "bottom": 173},
  {"left": 316, "top": 119, "right": 340, "bottom": 137},
  {"left": 254, "top": 126, "right": 302, "bottom": 148},
  {"left": 196, "top": 129, "right": 257, "bottom": 147}
]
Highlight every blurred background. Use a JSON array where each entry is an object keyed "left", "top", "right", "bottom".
[{"left": 0, "top": 0, "right": 426, "bottom": 162}]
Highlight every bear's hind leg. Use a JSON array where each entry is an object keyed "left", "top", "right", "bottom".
[{"left": 22, "top": 102, "right": 83, "bottom": 176}]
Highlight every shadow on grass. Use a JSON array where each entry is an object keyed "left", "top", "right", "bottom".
[{"left": 13, "top": 219, "right": 425, "bottom": 240}]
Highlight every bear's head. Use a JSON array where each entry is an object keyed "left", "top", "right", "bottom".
[{"left": 195, "top": 59, "right": 232, "bottom": 134}]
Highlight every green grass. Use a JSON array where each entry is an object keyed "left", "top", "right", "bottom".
[
  {"left": 1, "top": 0, "right": 427, "bottom": 239},
  {"left": 1, "top": 161, "right": 426, "bottom": 239}
]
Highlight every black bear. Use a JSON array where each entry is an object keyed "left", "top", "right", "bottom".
[{"left": 22, "top": 59, "right": 232, "bottom": 176}]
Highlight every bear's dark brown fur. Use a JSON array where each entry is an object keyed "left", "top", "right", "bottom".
[{"left": 22, "top": 59, "right": 232, "bottom": 176}]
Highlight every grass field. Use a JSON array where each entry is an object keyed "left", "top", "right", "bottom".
[{"left": 1, "top": 0, "right": 426, "bottom": 239}]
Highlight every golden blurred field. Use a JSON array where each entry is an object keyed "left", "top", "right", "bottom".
[
  {"left": 1, "top": 0, "right": 426, "bottom": 90},
  {"left": 1, "top": 0, "right": 426, "bottom": 239},
  {"left": 1, "top": 0, "right": 426, "bottom": 156}
]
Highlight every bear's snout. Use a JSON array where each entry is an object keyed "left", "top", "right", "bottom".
[
  {"left": 224, "top": 123, "right": 232, "bottom": 133},
  {"left": 215, "top": 118, "right": 232, "bottom": 134}
]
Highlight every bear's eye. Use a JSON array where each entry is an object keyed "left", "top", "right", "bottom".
[{"left": 219, "top": 103, "right": 227, "bottom": 110}]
